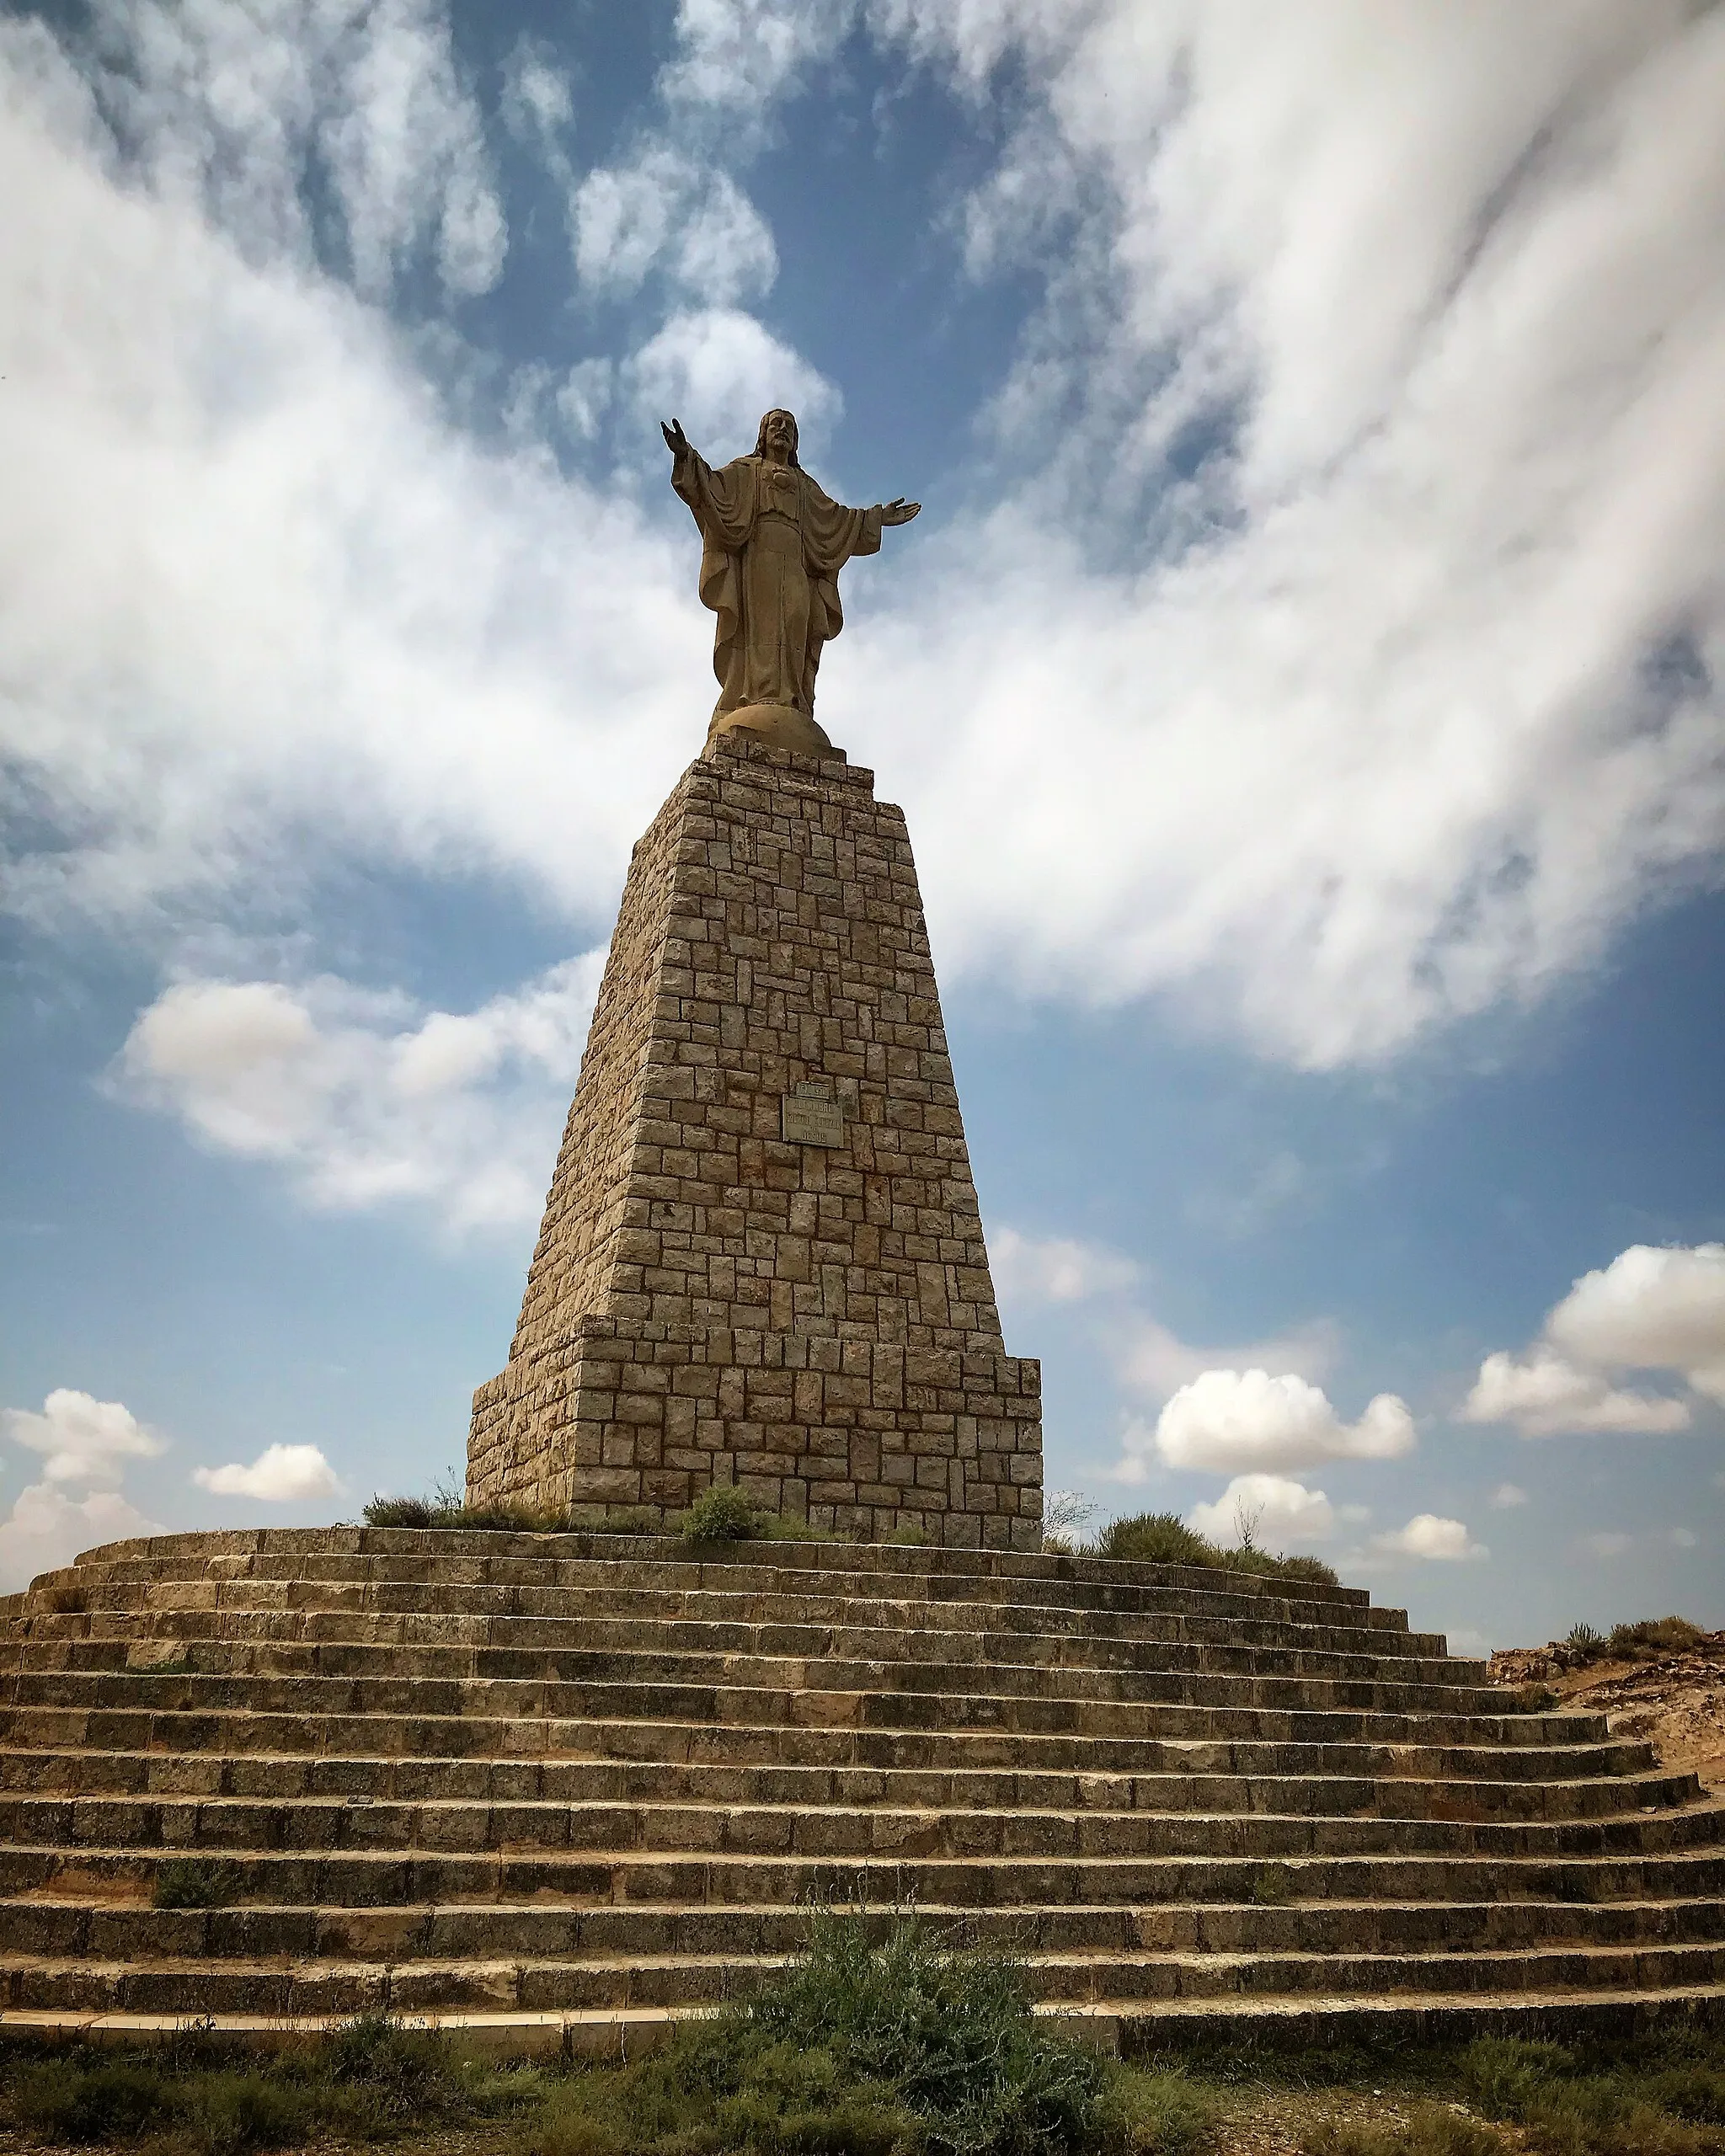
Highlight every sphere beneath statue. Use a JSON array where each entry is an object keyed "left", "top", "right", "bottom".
[{"left": 707, "top": 703, "right": 845, "bottom": 760}]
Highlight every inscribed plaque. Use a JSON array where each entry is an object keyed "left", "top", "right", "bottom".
[{"left": 782, "top": 1093, "right": 845, "bottom": 1145}]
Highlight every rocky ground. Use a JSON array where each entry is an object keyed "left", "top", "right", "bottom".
[{"left": 1489, "top": 1629, "right": 1725, "bottom": 1792}]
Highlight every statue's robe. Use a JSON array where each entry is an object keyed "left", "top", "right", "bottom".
[{"left": 672, "top": 449, "right": 883, "bottom": 720}]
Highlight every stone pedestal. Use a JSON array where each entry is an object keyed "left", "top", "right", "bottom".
[{"left": 467, "top": 732, "right": 1042, "bottom": 1550}]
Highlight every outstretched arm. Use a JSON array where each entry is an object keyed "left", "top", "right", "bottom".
[
  {"left": 879, "top": 497, "right": 921, "bottom": 526},
  {"left": 660, "top": 417, "right": 693, "bottom": 472}
]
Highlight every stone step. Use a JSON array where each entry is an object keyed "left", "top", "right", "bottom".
[
  {"left": 49, "top": 1529, "right": 1379, "bottom": 1612},
  {"left": 0, "top": 1747, "right": 1692, "bottom": 1822},
  {"left": 0, "top": 1699, "right": 1630, "bottom": 1785},
  {"left": 22, "top": 1556, "right": 1413, "bottom": 1627},
  {"left": 0, "top": 1648, "right": 1519, "bottom": 1722},
  {"left": 2, "top": 1783, "right": 1710, "bottom": 1864},
  {"left": 5, "top": 1987, "right": 1721, "bottom": 2061},
  {"left": 8, "top": 1527, "right": 1718, "bottom": 2047},
  {"left": 24, "top": 1591, "right": 1451, "bottom": 1663},
  {"left": 7, "top": 1841, "right": 1724, "bottom": 1908},
  {"left": 0, "top": 1690, "right": 1616, "bottom": 1755},
  {"left": 11, "top": 1893, "right": 1725, "bottom": 1966},
  {"left": 0, "top": 1625, "right": 1490, "bottom": 1697},
  {"left": 7, "top": 1936, "right": 1725, "bottom": 2018}
]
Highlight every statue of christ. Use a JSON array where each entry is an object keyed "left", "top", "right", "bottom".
[{"left": 662, "top": 407, "right": 919, "bottom": 757}]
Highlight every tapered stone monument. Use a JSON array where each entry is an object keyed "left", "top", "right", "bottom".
[{"left": 468, "top": 410, "right": 1042, "bottom": 1549}]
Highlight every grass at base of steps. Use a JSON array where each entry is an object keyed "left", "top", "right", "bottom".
[{"left": 3, "top": 1920, "right": 1724, "bottom": 2156}]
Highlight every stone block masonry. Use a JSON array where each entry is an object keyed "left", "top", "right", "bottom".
[{"left": 468, "top": 730, "right": 1043, "bottom": 1550}]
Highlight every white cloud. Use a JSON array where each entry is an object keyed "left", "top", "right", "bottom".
[
  {"left": 1669, "top": 1526, "right": 1698, "bottom": 1550},
  {"left": 1582, "top": 1530, "right": 1633, "bottom": 1560},
  {"left": 1546, "top": 1245, "right": 1725, "bottom": 1404},
  {"left": 1151, "top": 1368, "right": 1415, "bottom": 1476},
  {"left": 658, "top": 0, "right": 855, "bottom": 120},
  {"left": 1461, "top": 1348, "right": 1690, "bottom": 1438},
  {"left": 193, "top": 1444, "right": 339, "bottom": 1502},
  {"left": 2, "top": 1389, "right": 166, "bottom": 1486},
  {"left": 625, "top": 308, "right": 841, "bottom": 465},
  {"left": 116, "top": 956, "right": 604, "bottom": 1231},
  {"left": 5, "top": 1, "right": 1725, "bottom": 1089},
  {"left": 558, "top": 358, "right": 616, "bottom": 443},
  {"left": 1188, "top": 1472, "right": 1336, "bottom": 1548},
  {"left": 843, "top": 2, "right": 1725, "bottom": 1066},
  {"left": 1120, "top": 1317, "right": 1338, "bottom": 1404},
  {"left": 72, "top": 0, "right": 505, "bottom": 296},
  {"left": 500, "top": 40, "right": 573, "bottom": 162},
  {"left": 1489, "top": 1481, "right": 1528, "bottom": 1509},
  {"left": 1371, "top": 1513, "right": 1485, "bottom": 1562},
  {"left": 0, "top": 1483, "right": 168, "bottom": 1596},
  {"left": 574, "top": 147, "right": 777, "bottom": 305},
  {"left": 1463, "top": 1243, "right": 1725, "bottom": 1437},
  {"left": 0, "top": 25, "right": 713, "bottom": 943},
  {"left": 990, "top": 1227, "right": 1137, "bottom": 1306}
]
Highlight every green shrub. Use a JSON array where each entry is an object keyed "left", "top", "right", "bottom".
[
  {"left": 1506, "top": 1682, "right": 1558, "bottom": 1714},
  {"left": 1249, "top": 1864, "right": 1296, "bottom": 1907},
  {"left": 177, "top": 2073, "right": 312, "bottom": 2156},
  {"left": 1087, "top": 1512, "right": 1339, "bottom": 1588},
  {"left": 1091, "top": 1513, "right": 1213, "bottom": 1566},
  {"left": 13, "top": 2059, "right": 169, "bottom": 2143},
  {"left": 1455, "top": 2036, "right": 1723, "bottom": 2156},
  {"left": 747, "top": 1912, "right": 1107, "bottom": 2156},
  {"left": 1098, "top": 2068, "right": 1221, "bottom": 2154},
  {"left": 154, "top": 1857, "right": 243, "bottom": 1909},
  {"left": 1300, "top": 2107, "right": 1512, "bottom": 2156},
  {"left": 681, "top": 1486, "right": 768, "bottom": 1543},
  {"left": 597, "top": 1508, "right": 670, "bottom": 1537},
  {"left": 1604, "top": 1616, "right": 1706, "bottom": 1662},
  {"left": 1565, "top": 1622, "right": 1605, "bottom": 1657}
]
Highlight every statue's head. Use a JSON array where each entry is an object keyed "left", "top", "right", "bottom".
[{"left": 755, "top": 408, "right": 800, "bottom": 467}]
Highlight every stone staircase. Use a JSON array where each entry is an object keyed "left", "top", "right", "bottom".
[{"left": 3, "top": 1527, "right": 1722, "bottom": 2054}]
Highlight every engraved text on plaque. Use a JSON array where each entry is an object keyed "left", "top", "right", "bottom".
[{"left": 782, "top": 1092, "right": 845, "bottom": 1145}]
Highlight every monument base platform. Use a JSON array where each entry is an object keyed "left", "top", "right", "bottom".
[
  {"left": 469, "top": 1315, "right": 1042, "bottom": 1549},
  {"left": 5, "top": 1526, "right": 1723, "bottom": 2053}
]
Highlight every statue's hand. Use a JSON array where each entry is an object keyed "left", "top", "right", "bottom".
[
  {"left": 661, "top": 417, "right": 691, "bottom": 462},
  {"left": 879, "top": 498, "right": 921, "bottom": 526}
]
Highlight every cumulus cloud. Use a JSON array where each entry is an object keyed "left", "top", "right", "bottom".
[
  {"left": 1464, "top": 1244, "right": 1725, "bottom": 1434},
  {"left": 1371, "top": 1514, "right": 1486, "bottom": 1562},
  {"left": 1489, "top": 1482, "right": 1528, "bottom": 1509},
  {"left": 574, "top": 146, "right": 777, "bottom": 304},
  {"left": 626, "top": 308, "right": 841, "bottom": 465},
  {"left": 990, "top": 1227, "right": 1137, "bottom": 1307},
  {"left": 116, "top": 956, "right": 604, "bottom": 1231},
  {"left": 1546, "top": 1245, "right": 1725, "bottom": 1405},
  {"left": 1150, "top": 1369, "right": 1415, "bottom": 1476},
  {"left": 1461, "top": 1348, "right": 1690, "bottom": 1438},
  {"left": 1119, "top": 1319, "right": 1338, "bottom": 1406},
  {"left": 2, "top": 1389, "right": 166, "bottom": 1486},
  {"left": 0, "top": 1483, "right": 167, "bottom": 1595},
  {"left": 1188, "top": 1472, "right": 1336, "bottom": 1548},
  {"left": 1582, "top": 1530, "right": 1633, "bottom": 1560},
  {"left": 193, "top": 1444, "right": 340, "bottom": 1502}
]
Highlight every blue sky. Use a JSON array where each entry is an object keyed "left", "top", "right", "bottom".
[{"left": 3, "top": 0, "right": 1723, "bottom": 1651}]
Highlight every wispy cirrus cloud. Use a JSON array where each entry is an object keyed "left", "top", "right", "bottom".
[{"left": 3, "top": 0, "right": 1724, "bottom": 1096}]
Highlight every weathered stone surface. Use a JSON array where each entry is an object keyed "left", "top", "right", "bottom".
[
  {"left": 468, "top": 732, "right": 1041, "bottom": 1547},
  {"left": 3, "top": 1527, "right": 1724, "bottom": 2051}
]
